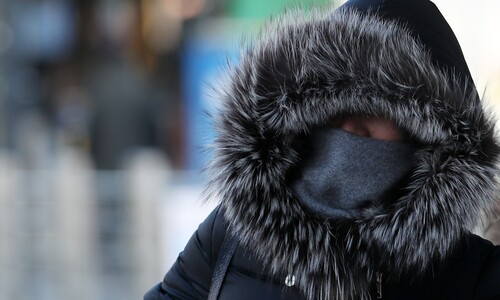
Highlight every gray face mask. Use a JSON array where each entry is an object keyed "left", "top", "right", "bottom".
[{"left": 291, "top": 128, "right": 416, "bottom": 220}]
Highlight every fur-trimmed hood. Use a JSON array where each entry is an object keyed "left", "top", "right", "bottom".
[{"left": 207, "top": 3, "right": 500, "bottom": 300}]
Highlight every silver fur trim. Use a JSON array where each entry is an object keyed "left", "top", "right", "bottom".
[{"left": 206, "top": 7, "right": 500, "bottom": 300}]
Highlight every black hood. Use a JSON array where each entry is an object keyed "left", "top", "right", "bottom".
[
  {"left": 342, "top": 0, "right": 474, "bottom": 85},
  {"left": 206, "top": 1, "right": 500, "bottom": 299}
]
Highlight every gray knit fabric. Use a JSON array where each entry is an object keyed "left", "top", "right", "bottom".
[{"left": 292, "top": 128, "right": 416, "bottom": 219}]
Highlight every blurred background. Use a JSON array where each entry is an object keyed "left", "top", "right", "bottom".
[{"left": 0, "top": 0, "right": 498, "bottom": 299}]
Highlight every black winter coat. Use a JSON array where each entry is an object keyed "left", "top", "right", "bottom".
[
  {"left": 145, "top": 208, "right": 500, "bottom": 299},
  {"left": 147, "top": 0, "right": 500, "bottom": 298}
]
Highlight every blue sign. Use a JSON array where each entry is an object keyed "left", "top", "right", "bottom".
[{"left": 182, "top": 31, "right": 238, "bottom": 170}]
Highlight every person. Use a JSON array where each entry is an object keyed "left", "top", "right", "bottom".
[{"left": 145, "top": 0, "right": 500, "bottom": 299}]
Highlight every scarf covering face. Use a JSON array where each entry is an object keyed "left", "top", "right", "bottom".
[{"left": 292, "top": 128, "right": 416, "bottom": 220}]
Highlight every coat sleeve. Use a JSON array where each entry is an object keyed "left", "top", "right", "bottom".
[
  {"left": 144, "top": 207, "right": 226, "bottom": 300},
  {"left": 474, "top": 246, "right": 500, "bottom": 300}
]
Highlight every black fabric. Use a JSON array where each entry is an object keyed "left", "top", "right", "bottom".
[
  {"left": 474, "top": 247, "right": 500, "bottom": 299},
  {"left": 341, "top": 0, "right": 474, "bottom": 86},
  {"left": 208, "top": 233, "right": 237, "bottom": 300},
  {"left": 146, "top": 208, "right": 500, "bottom": 300},
  {"left": 381, "top": 234, "right": 500, "bottom": 300},
  {"left": 145, "top": 208, "right": 224, "bottom": 300}
]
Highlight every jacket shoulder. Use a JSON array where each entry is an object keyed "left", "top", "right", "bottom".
[
  {"left": 474, "top": 238, "right": 500, "bottom": 300},
  {"left": 144, "top": 206, "right": 227, "bottom": 300}
]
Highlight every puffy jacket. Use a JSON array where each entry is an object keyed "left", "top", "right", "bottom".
[
  {"left": 147, "top": 0, "right": 500, "bottom": 299},
  {"left": 145, "top": 208, "right": 500, "bottom": 299}
]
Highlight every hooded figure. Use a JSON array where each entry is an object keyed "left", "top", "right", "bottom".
[{"left": 146, "top": 0, "right": 500, "bottom": 299}]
